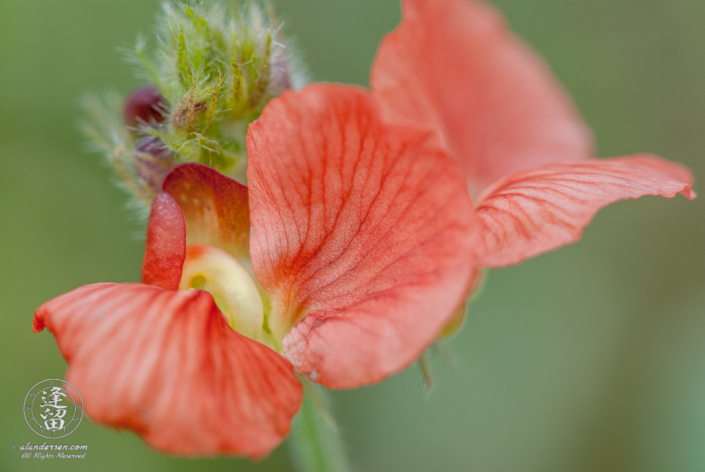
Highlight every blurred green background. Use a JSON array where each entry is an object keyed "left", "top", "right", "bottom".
[{"left": 1, "top": 0, "right": 704, "bottom": 471}]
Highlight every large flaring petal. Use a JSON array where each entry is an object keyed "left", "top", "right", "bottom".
[
  {"left": 371, "top": 0, "right": 593, "bottom": 193},
  {"left": 475, "top": 155, "right": 696, "bottom": 268},
  {"left": 141, "top": 192, "right": 186, "bottom": 290},
  {"left": 33, "top": 283, "right": 302, "bottom": 459},
  {"left": 162, "top": 163, "right": 250, "bottom": 260},
  {"left": 247, "top": 84, "right": 478, "bottom": 389}
]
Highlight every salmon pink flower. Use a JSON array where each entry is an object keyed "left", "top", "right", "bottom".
[
  {"left": 371, "top": 0, "right": 695, "bottom": 269},
  {"left": 33, "top": 85, "right": 478, "bottom": 457}
]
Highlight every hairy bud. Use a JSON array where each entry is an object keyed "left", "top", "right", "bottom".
[
  {"left": 83, "top": 1, "right": 307, "bottom": 214},
  {"left": 133, "top": 1, "right": 305, "bottom": 176},
  {"left": 123, "top": 85, "right": 167, "bottom": 127},
  {"left": 133, "top": 136, "right": 175, "bottom": 194}
]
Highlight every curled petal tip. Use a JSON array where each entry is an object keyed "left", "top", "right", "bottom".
[
  {"left": 475, "top": 155, "right": 697, "bottom": 268},
  {"left": 32, "top": 313, "right": 45, "bottom": 334}
]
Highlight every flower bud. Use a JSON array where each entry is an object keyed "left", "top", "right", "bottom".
[
  {"left": 84, "top": 1, "right": 307, "bottom": 214},
  {"left": 130, "top": 1, "right": 306, "bottom": 177},
  {"left": 123, "top": 85, "right": 167, "bottom": 127},
  {"left": 133, "top": 136, "right": 174, "bottom": 194}
]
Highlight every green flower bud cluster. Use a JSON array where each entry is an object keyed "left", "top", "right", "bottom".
[{"left": 83, "top": 0, "right": 304, "bottom": 212}]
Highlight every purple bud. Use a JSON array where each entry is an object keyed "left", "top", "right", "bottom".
[
  {"left": 137, "top": 135, "right": 172, "bottom": 160},
  {"left": 123, "top": 85, "right": 167, "bottom": 127},
  {"left": 134, "top": 136, "right": 174, "bottom": 193}
]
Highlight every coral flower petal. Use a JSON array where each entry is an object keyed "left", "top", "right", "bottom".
[
  {"left": 475, "top": 155, "right": 696, "bottom": 268},
  {"left": 247, "top": 84, "right": 478, "bottom": 389},
  {"left": 162, "top": 163, "right": 250, "bottom": 261},
  {"left": 141, "top": 192, "right": 186, "bottom": 290},
  {"left": 371, "top": 0, "right": 593, "bottom": 193},
  {"left": 33, "top": 283, "right": 302, "bottom": 459}
]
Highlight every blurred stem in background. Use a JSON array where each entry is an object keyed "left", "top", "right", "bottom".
[{"left": 288, "top": 380, "right": 352, "bottom": 472}]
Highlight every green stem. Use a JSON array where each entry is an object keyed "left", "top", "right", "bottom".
[{"left": 287, "top": 380, "right": 352, "bottom": 472}]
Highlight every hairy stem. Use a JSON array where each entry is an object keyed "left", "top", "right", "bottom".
[{"left": 287, "top": 380, "right": 352, "bottom": 472}]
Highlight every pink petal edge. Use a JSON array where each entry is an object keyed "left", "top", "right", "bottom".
[
  {"left": 475, "top": 155, "right": 695, "bottom": 268},
  {"left": 247, "top": 84, "right": 479, "bottom": 388},
  {"left": 371, "top": 0, "right": 593, "bottom": 195},
  {"left": 33, "top": 283, "right": 302, "bottom": 459}
]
